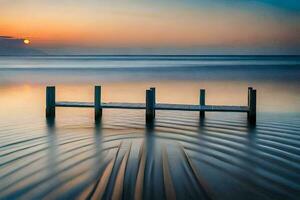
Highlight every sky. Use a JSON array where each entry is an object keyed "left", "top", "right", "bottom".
[{"left": 0, "top": 0, "right": 300, "bottom": 54}]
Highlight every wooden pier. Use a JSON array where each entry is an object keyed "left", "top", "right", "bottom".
[{"left": 46, "top": 86, "right": 256, "bottom": 125}]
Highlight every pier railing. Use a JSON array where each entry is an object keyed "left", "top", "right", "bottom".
[{"left": 46, "top": 86, "right": 256, "bottom": 125}]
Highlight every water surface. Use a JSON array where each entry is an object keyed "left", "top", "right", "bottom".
[{"left": 0, "top": 55, "right": 300, "bottom": 199}]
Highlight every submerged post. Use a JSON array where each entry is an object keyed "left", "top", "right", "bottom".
[
  {"left": 150, "top": 87, "right": 156, "bottom": 118},
  {"left": 46, "top": 86, "right": 55, "bottom": 118},
  {"left": 94, "top": 86, "right": 102, "bottom": 121},
  {"left": 248, "top": 89, "right": 256, "bottom": 125},
  {"left": 200, "top": 89, "right": 205, "bottom": 119},
  {"left": 146, "top": 89, "right": 154, "bottom": 122}
]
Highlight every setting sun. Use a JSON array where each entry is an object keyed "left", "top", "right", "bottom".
[{"left": 23, "top": 39, "right": 30, "bottom": 45}]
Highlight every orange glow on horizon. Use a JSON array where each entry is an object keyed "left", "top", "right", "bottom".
[{"left": 1, "top": 2, "right": 299, "bottom": 49}]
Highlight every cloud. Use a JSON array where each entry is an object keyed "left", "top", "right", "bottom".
[
  {"left": 0, "top": 36, "right": 45, "bottom": 55},
  {"left": 0, "top": 36, "right": 14, "bottom": 39}
]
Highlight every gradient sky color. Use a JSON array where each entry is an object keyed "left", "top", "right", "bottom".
[{"left": 1, "top": 0, "right": 300, "bottom": 54}]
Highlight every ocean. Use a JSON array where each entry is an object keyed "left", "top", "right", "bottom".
[{"left": 0, "top": 55, "right": 300, "bottom": 199}]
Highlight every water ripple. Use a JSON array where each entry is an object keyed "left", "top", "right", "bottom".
[{"left": 0, "top": 112, "right": 300, "bottom": 199}]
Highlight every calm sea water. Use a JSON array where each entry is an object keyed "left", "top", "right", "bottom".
[{"left": 0, "top": 55, "right": 300, "bottom": 199}]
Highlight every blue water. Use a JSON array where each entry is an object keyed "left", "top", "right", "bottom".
[
  {"left": 0, "top": 55, "right": 300, "bottom": 84},
  {"left": 1, "top": 55, "right": 300, "bottom": 69}
]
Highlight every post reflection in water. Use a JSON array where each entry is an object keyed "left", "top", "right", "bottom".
[{"left": 39, "top": 109, "right": 299, "bottom": 200}]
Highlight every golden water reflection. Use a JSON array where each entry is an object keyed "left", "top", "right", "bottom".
[{"left": 0, "top": 80, "right": 299, "bottom": 118}]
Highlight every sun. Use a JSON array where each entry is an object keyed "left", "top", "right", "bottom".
[{"left": 23, "top": 39, "right": 30, "bottom": 45}]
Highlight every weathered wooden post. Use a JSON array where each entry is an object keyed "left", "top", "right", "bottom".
[
  {"left": 247, "top": 87, "right": 253, "bottom": 108},
  {"left": 146, "top": 89, "right": 154, "bottom": 121},
  {"left": 94, "top": 86, "right": 102, "bottom": 121},
  {"left": 247, "top": 87, "right": 253, "bottom": 120},
  {"left": 248, "top": 89, "right": 256, "bottom": 125},
  {"left": 200, "top": 89, "right": 205, "bottom": 119},
  {"left": 150, "top": 87, "right": 156, "bottom": 118},
  {"left": 46, "top": 86, "right": 55, "bottom": 118}
]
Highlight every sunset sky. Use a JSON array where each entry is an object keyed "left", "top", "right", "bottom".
[{"left": 1, "top": 0, "right": 300, "bottom": 54}]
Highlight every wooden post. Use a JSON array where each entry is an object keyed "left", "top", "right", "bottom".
[
  {"left": 200, "top": 89, "right": 205, "bottom": 119},
  {"left": 247, "top": 87, "right": 253, "bottom": 107},
  {"left": 146, "top": 89, "right": 154, "bottom": 121},
  {"left": 150, "top": 87, "right": 156, "bottom": 118},
  {"left": 46, "top": 86, "right": 55, "bottom": 118},
  {"left": 95, "top": 86, "right": 102, "bottom": 121},
  {"left": 248, "top": 89, "right": 256, "bottom": 125},
  {"left": 247, "top": 87, "right": 253, "bottom": 120}
]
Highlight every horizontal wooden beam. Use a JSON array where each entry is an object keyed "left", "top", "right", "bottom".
[
  {"left": 56, "top": 101, "right": 94, "bottom": 107},
  {"left": 55, "top": 101, "right": 249, "bottom": 112},
  {"left": 156, "top": 104, "right": 249, "bottom": 112}
]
